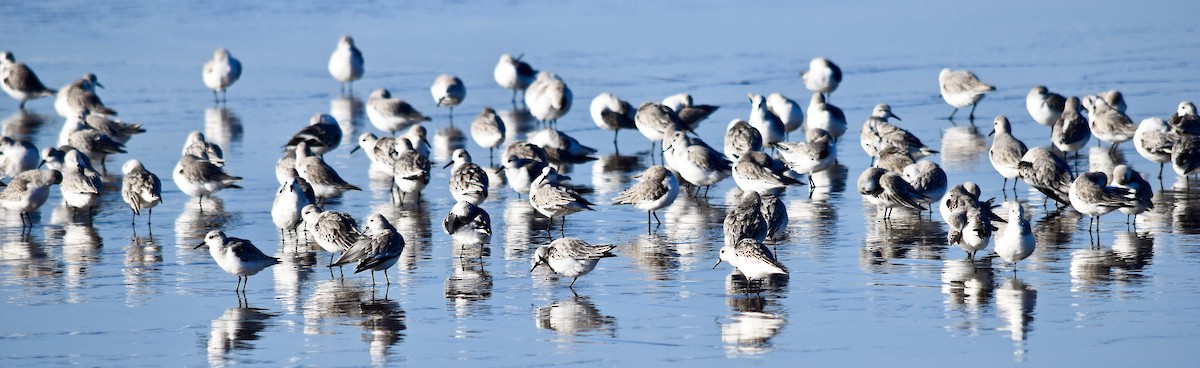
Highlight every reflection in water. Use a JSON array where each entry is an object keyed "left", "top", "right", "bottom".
[
  {"left": 484, "top": 165, "right": 506, "bottom": 192},
  {"left": 1030, "top": 208, "right": 1080, "bottom": 266},
  {"left": 433, "top": 126, "right": 466, "bottom": 163},
  {"left": 1085, "top": 146, "right": 1124, "bottom": 175},
  {"left": 388, "top": 203, "right": 432, "bottom": 276},
  {"left": 535, "top": 295, "right": 616, "bottom": 338},
  {"left": 941, "top": 259, "right": 995, "bottom": 336},
  {"left": 274, "top": 250, "right": 317, "bottom": 314},
  {"left": 0, "top": 234, "right": 58, "bottom": 289},
  {"left": 787, "top": 197, "right": 837, "bottom": 262},
  {"left": 1070, "top": 248, "right": 1114, "bottom": 293},
  {"left": 861, "top": 215, "right": 946, "bottom": 274},
  {"left": 503, "top": 198, "right": 549, "bottom": 261},
  {"left": 498, "top": 108, "right": 534, "bottom": 143},
  {"left": 623, "top": 234, "right": 678, "bottom": 281},
  {"left": 995, "top": 277, "right": 1037, "bottom": 362},
  {"left": 809, "top": 162, "right": 848, "bottom": 196},
  {"left": 445, "top": 253, "right": 493, "bottom": 319},
  {"left": 303, "top": 279, "right": 406, "bottom": 365},
  {"left": 591, "top": 153, "right": 643, "bottom": 195},
  {"left": 1167, "top": 186, "right": 1200, "bottom": 234},
  {"left": 207, "top": 301, "right": 277, "bottom": 368},
  {"left": 940, "top": 125, "right": 987, "bottom": 171},
  {"left": 1070, "top": 233, "right": 1155, "bottom": 294},
  {"left": 721, "top": 294, "right": 786, "bottom": 356},
  {"left": 1, "top": 110, "right": 47, "bottom": 141},
  {"left": 662, "top": 195, "right": 722, "bottom": 270},
  {"left": 331, "top": 95, "right": 364, "bottom": 148},
  {"left": 205, "top": 107, "right": 243, "bottom": 152},
  {"left": 55, "top": 220, "right": 102, "bottom": 298},
  {"left": 175, "top": 197, "right": 233, "bottom": 247},
  {"left": 123, "top": 235, "right": 162, "bottom": 306}
]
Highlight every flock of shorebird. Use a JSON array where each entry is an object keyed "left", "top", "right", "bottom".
[{"left": 1, "top": 35, "right": 1197, "bottom": 293}]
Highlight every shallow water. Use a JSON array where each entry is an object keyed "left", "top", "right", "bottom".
[{"left": 2, "top": 0, "right": 1200, "bottom": 366}]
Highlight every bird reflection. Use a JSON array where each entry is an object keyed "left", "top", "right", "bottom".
[
  {"left": 1030, "top": 208, "right": 1080, "bottom": 265},
  {"left": 1085, "top": 145, "right": 1125, "bottom": 175},
  {"left": 498, "top": 108, "right": 534, "bottom": 141},
  {"left": 359, "top": 297, "right": 406, "bottom": 365},
  {"left": 1, "top": 110, "right": 47, "bottom": 141},
  {"left": 123, "top": 235, "right": 162, "bottom": 306},
  {"left": 534, "top": 295, "right": 616, "bottom": 337},
  {"left": 274, "top": 250, "right": 317, "bottom": 314},
  {"left": 591, "top": 153, "right": 643, "bottom": 195},
  {"left": 860, "top": 215, "right": 947, "bottom": 273},
  {"left": 52, "top": 220, "right": 102, "bottom": 294},
  {"left": 995, "top": 277, "right": 1036, "bottom": 363},
  {"left": 503, "top": 198, "right": 549, "bottom": 260},
  {"left": 1070, "top": 232, "right": 1156, "bottom": 293},
  {"left": 623, "top": 234, "right": 678, "bottom": 281},
  {"left": 724, "top": 270, "right": 788, "bottom": 295},
  {"left": 787, "top": 197, "right": 837, "bottom": 262},
  {"left": 721, "top": 294, "right": 786, "bottom": 356},
  {"left": 662, "top": 195, "right": 722, "bottom": 270},
  {"left": 174, "top": 196, "right": 231, "bottom": 249},
  {"left": 941, "top": 259, "right": 995, "bottom": 328},
  {"left": 204, "top": 107, "right": 243, "bottom": 152},
  {"left": 940, "top": 125, "right": 987, "bottom": 171},
  {"left": 1111, "top": 231, "right": 1154, "bottom": 275},
  {"left": 808, "top": 162, "right": 848, "bottom": 196},
  {"left": 386, "top": 202, "right": 431, "bottom": 274},
  {"left": 331, "top": 95, "right": 364, "bottom": 147},
  {"left": 207, "top": 301, "right": 277, "bottom": 368},
  {"left": 484, "top": 166, "right": 506, "bottom": 192},
  {"left": 1069, "top": 248, "right": 1114, "bottom": 293},
  {"left": 433, "top": 126, "right": 465, "bottom": 163},
  {"left": 0, "top": 234, "right": 57, "bottom": 285},
  {"left": 444, "top": 254, "right": 493, "bottom": 318},
  {"left": 1168, "top": 186, "right": 1200, "bottom": 234}
]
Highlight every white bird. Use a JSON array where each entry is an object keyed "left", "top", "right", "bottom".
[
  {"left": 733, "top": 151, "right": 799, "bottom": 195},
  {"left": 664, "top": 131, "right": 731, "bottom": 197},
  {"left": 301, "top": 204, "right": 361, "bottom": 267},
  {"left": 939, "top": 182, "right": 986, "bottom": 222},
  {"left": 723, "top": 119, "right": 762, "bottom": 162},
  {"left": 328, "top": 35, "right": 364, "bottom": 92},
  {"left": 470, "top": 107, "right": 507, "bottom": 160},
  {"left": 800, "top": 57, "right": 841, "bottom": 98},
  {"left": 445, "top": 148, "right": 488, "bottom": 205},
  {"left": 59, "top": 150, "right": 102, "bottom": 215},
  {"left": 182, "top": 131, "right": 225, "bottom": 166},
  {"left": 1168, "top": 101, "right": 1200, "bottom": 135},
  {"left": 662, "top": 93, "right": 719, "bottom": 131},
  {"left": 194, "top": 230, "right": 280, "bottom": 292},
  {"left": 1083, "top": 90, "right": 1126, "bottom": 115},
  {"left": 284, "top": 113, "right": 342, "bottom": 155},
  {"left": 442, "top": 200, "right": 492, "bottom": 247},
  {"left": 944, "top": 206, "right": 995, "bottom": 261},
  {"left": 400, "top": 124, "right": 432, "bottom": 159},
  {"left": 120, "top": 159, "right": 162, "bottom": 225},
  {"left": 392, "top": 139, "right": 432, "bottom": 204},
  {"left": 493, "top": 53, "right": 536, "bottom": 103},
  {"left": 524, "top": 71, "right": 572, "bottom": 125},
  {"left": 332, "top": 213, "right": 405, "bottom": 286},
  {"left": 202, "top": 48, "right": 241, "bottom": 103},
  {"left": 1133, "top": 117, "right": 1175, "bottom": 179},
  {"left": 528, "top": 127, "right": 596, "bottom": 163},
  {"left": 0, "top": 137, "right": 38, "bottom": 179},
  {"left": 349, "top": 132, "right": 397, "bottom": 175},
  {"left": 367, "top": 88, "right": 431, "bottom": 136},
  {"left": 0, "top": 169, "right": 62, "bottom": 228},
  {"left": 173, "top": 152, "right": 242, "bottom": 205},
  {"left": 989, "top": 115, "right": 1029, "bottom": 191},
  {"left": 502, "top": 141, "right": 548, "bottom": 197},
  {"left": 748, "top": 93, "right": 784, "bottom": 145},
  {"left": 37, "top": 146, "right": 67, "bottom": 171},
  {"left": 1110, "top": 165, "right": 1154, "bottom": 226},
  {"left": 1025, "top": 86, "right": 1066, "bottom": 126},
  {"left": 294, "top": 141, "right": 361, "bottom": 200},
  {"left": 775, "top": 128, "right": 836, "bottom": 189},
  {"left": 805, "top": 92, "right": 846, "bottom": 142},
  {"left": 612, "top": 165, "right": 679, "bottom": 227},
  {"left": 994, "top": 202, "right": 1035, "bottom": 272},
  {"left": 530, "top": 237, "right": 616, "bottom": 288},
  {"left": 1085, "top": 96, "right": 1137, "bottom": 153},
  {"left": 860, "top": 103, "right": 937, "bottom": 160},
  {"left": 272, "top": 177, "right": 312, "bottom": 237},
  {"left": 902, "top": 160, "right": 948, "bottom": 213},
  {"left": 0, "top": 51, "right": 56, "bottom": 109},
  {"left": 55, "top": 73, "right": 116, "bottom": 119},
  {"left": 1069, "top": 171, "right": 1133, "bottom": 232},
  {"left": 938, "top": 68, "right": 995, "bottom": 120},
  {"left": 714, "top": 238, "right": 787, "bottom": 284},
  {"left": 590, "top": 93, "right": 636, "bottom": 144},
  {"left": 634, "top": 102, "right": 684, "bottom": 159},
  {"left": 857, "top": 167, "right": 928, "bottom": 219},
  {"left": 529, "top": 166, "right": 595, "bottom": 231},
  {"left": 431, "top": 74, "right": 466, "bottom": 120},
  {"left": 767, "top": 93, "right": 804, "bottom": 138},
  {"left": 1051, "top": 96, "right": 1091, "bottom": 158}
]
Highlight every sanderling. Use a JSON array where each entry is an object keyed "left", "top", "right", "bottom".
[
  {"left": 301, "top": 204, "right": 361, "bottom": 266},
  {"left": 612, "top": 165, "right": 679, "bottom": 227},
  {"left": 470, "top": 107, "right": 507, "bottom": 160},
  {"left": 1051, "top": 97, "right": 1091, "bottom": 158},
  {"left": 68, "top": 126, "right": 126, "bottom": 173},
  {"left": 857, "top": 167, "right": 928, "bottom": 219},
  {"left": 366, "top": 88, "right": 430, "bottom": 136},
  {"left": 0, "top": 51, "right": 56, "bottom": 109},
  {"left": 1026, "top": 86, "right": 1066, "bottom": 126},
  {"left": 37, "top": 146, "right": 67, "bottom": 170},
  {"left": 1111, "top": 165, "right": 1154, "bottom": 225},
  {"left": 663, "top": 93, "right": 719, "bottom": 131},
  {"left": 0, "top": 169, "right": 61, "bottom": 228},
  {"left": 714, "top": 238, "right": 787, "bottom": 284},
  {"left": 724, "top": 191, "right": 768, "bottom": 247},
  {"left": 529, "top": 166, "right": 595, "bottom": 232},
  {"left": 902, "top": 160, "right": 948, "bottom": 213},
  {"left": 494, "top": 53, "right": 536, "bottom": 103},
  {"left": 328, "top": 36, "right": 364, "bottom": 92},
  {"left": 724, "top": 119, "right": 762, "bottom": 162},
  {"left": 873, "top": 145, "right": 916, "bottom": 173},
  {"left": 1070, "top": 171, "right": 1133, "bottom": 232},
  {"left": 173, "top": 151, "right": 242, "bottom": 204},
  {"left": 332, "top": 213, "right": 404, "bottom": 286},
  {"left": 350, "top": 132, "right": 397, "bottom": 175},
  {"left": 1017, "top": 147, "right": 1073, "bottom": 206},
  {"left": 294, "top": 141, "right": 361, "bottom": 200},
  {"left": 202, "top": 48, "right": 241, "bottom": 103},
  {"left": 1168, "top": 101, "right": 1200, "bottom": 135},
  {"left": 939, "top": 182, "right": 982, "bottom": 221},
  {"left": 760, "top": 193, "right": 788, "bottom": 241},
  {"left": 272, "top": 177, "right": 311, "bottom": 237},
  {"left": 800, "top": 57, "right": 841, "bottom": 99},
  {"left": 194, "top": 230, "right": 280, "bottom": 292},
  {"left": 284, "top": 113, "right": 342, "bottom": 155},
  {"left": 1171, "top": 135, "right": 1200, "bottom": 179},
  {"left": 775, "top": 128, "right": 836, "bottom": 188},
  {"left": 1085, "top": 97, "right": 1136, "bottom": 152},
  {"left": 1084, "top": 90, "right": 1126, "bottom": 115},
  {"left": 59, "top": 148, "right": 102, "bottom": 216},
  {"left": 524, "top": 71, "right": 572, "bottom": 125},
  {"left": 400, "top": 124, "right": 432, "bottom": 159},
  {"left": 733, "top": 151, "right": 799, "bottom": 195},
  {"left": 989, "top": 115, "right": 1029, "bottom": 191},
  {"left": 1133, "top": 117, "right": 1175, "bottom": 178},
  {"left": 55, "top": 73, "right": 116, "bottom": 119},
  {"left": 392, "top": 139, "right": 432, "bottom": 204},
  {"left": 860, "top": 104, "right": 938, "bottom": 162},
  {"left": 767, "top": 93, "right": 804, "bottom": 139},
  {"left": 529, "top": 128, "right": 596, "bottom": 163},
  {"left": 748, "top": 93, "right": 784, "bottom": 145},
  {"left": 938, "top": 68, "right": 994, "bottom": 120},
  {"left": 431, "top": 74, "right": 466, "bottom": 120},
  {"left": 995, "top": 202, "right": 1035, "bottom": 272},
  {"left": 443, "top": 200, "right": 492, "bottom": 246},
  {"left": 274, "top": 150, "right": 298, "bottom": 184},
  {"left": 84, "top": 113, "right": 145, "bottom": 145},
  {"left": 503, "top": 141, "right": 549, "bottom": 197},
  {"left": 805, "top": 92, "right": 846, "bottom": 142},
  {"left": 590, "top": 93, "right": 636, "bottom": 145},
  {"left": 635, "top": 102, "right": 684, "bottom": 160},
  {"left": 944, "top": 206, "right": 995, "bottom": 261},
  {"left": 183, "top": 131, "right": 225, "bottom": 166},
  {"left": 0, "top": 137, "right": 38, "bottom": 179},
  {"left": 530, "top": 237, "right": 616, "bottom": 288},
  {"left": 665, "top": 131, "right": 731, "bottom": 197},
  {"left": 120, "top": 159, "right": 162, "bottom": 225},
  {"left": 445, "top": 148, "right": 489, "bottom": 205}
]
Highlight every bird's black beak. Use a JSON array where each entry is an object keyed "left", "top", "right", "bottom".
[
  {"left": 988, "top": 129, "right": 995, "bottom": 136},
  {"left": 349, "top": 145, "right": 361, "bottom": 154},
  {"left": 712, "top": 259, "right": 723, "bottom": 269},
  {"left": 194, "top": 242, "right": 206, "bottom": 249},
  {"left": 530, "top": 263, "right": 540, "bottom": 273},
  {"left": 442, "top": 161, "right": 453, "bottom": 169},
  {"left": 37, "top": 159, "right": 45, "bottom": 169}
]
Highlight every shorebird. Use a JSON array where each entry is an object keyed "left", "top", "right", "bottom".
[
  {"left": 1133, "top": 117, "right": 1175, "bottom": 179},
  {"left": 195, "top": 230, "right": 280, "bottom": 292},
  {"left": 524, "top": 71, "right": 572, "bottom": 126},
  {"left": 1051, "top": 97, "right": 1091, "bottom": 158},
  {"left": 502, "top": 141, "right": 548, "bottom": 197},
  {"left": 760, "top": 193, "right": 788, "bottom": 242},
  {"left": 294, "top": 141, "right": 361, "bottom": 201},
  {"left": 748, "top": 93, "right": 784, "bottom": 145},
  {"left": 66, "top": 127, "right": 126, "bottom": 173},
  {"left": 1083, "top": 90, "right": 1126, "bottom": 115},
  {"left": 732, "top": 151, "right": 799, "bottom": 195},
  {"left": 0, "top": 137, "right": 38, "bottom": 179},
  {"left": 1026, "top": 86, "right": 1066, "bottom": 126},
  {"left": 392, "top": 139, "right": 432, "bottom": 204},
  {"left": 0, "top": 51, "right": 56, "bottom": 109},
  {"left": 120, "top": 159, "right": 161, "bottom": 225},
  {"left": 945, "top": 206, "right": 995, "bottom": 261},
  {"left": 83, "top": 113, "right": 145, "bottom": 145},
  {"left": 1171, "top": 135, "right": 1200, "bottom": 180},
  {"left": 938, "top": 68, "right": 994, "bottom": 120},
  {"left": 858, "top": 167, "right": 928, "bottom": 219},
  {"left": 714, "top": 238, "right": 787, "bottom": 285},
  {"left": 301, "top": 204, "right": 361, "bottom": 267},
  {"left": 173, "top": 152, "right": 242, "bottom": 206},
  {"left": 272, "top": 177, "right": 311, "bottom": 237},
  {"left": 994, "top": 203, "right": 1035, "bottom": 272},
  {"left": 529, "top": 166, "right": 594, "bottom": 232},
  {"left": 612, "top": 165, "right": 679, "bottom": 228},
  {"left": 400, "top": 124, "right": 432, "bottom": 159},
  {"left": 1070, "top": 171, "right": 1133, "bottom": 232},
  {"left": 1111, "top": 165, "right": 1154, "bottom": 226},
  {"left": 367, "top": 88, "right": 430, "bottom": 136},
  {"left": 55, "top": 73, "right": 116, "bottom": 119},
  {"left": 284, "top": 113, "right": 342, "bottom": 155},
  {"left": 443, "top": 200, "right": 492, "bottom": 247},
  {"left": 1086, "top": 97, "right": 1137, "bottom": 152},
  {"left": 1017, "top": 147, "right": 1073, "bottom": 207},
  {"left": 182, "top": 131, "right": 224, "bottom": 166},
  {"left": 445, "top": 148, "right": 489, "bottom": 205},
  {"left": 873, "top": 145, "right": 916, "bottom": 173},
  {"left": 1168, "top": 101, "right": 1200, "bottom": 135},
  {"left": 530, "top": 237, "right": 616, "bottom": 288},
  {"left": 805, "top": 92, "right": 846, "bottom": 142},
  {"left": 724, "top": 190, "right": 769, "bottom": 248},
  {"left": 431, "top": 74, "right": 466, "bottom": 121},
  {"left": 494, "top": 53, "right": 536, "bottom": 103},
  {"left": 860, "top": 103, "right": 936, "bottom": 161},
  {"left": 662, "top": 93, "right": 719, "bottom": 131},
  {"left": 350, "top": 132, "right": 397, "bottom": 175},
  {"left": 528, "top": 128, "right": 596, "bottom": 163},
  {"left": 989, "top": 115, "right": 1029, "bottom": 191},
  {"left": 202, "top": 48, "right": 241, "bottom": 103},
  {"left": 36, "top": 146, "right": 67, "bottom": 171},
  {"left": 590, "top": 93, "right": 636, "bottom": 145},
  {"left": 332, "top": 213, "right": 404, "bottom": 286},
  {"left": 767, "top": 93, "right": 804, "bottom": 139},
  {"left": 665, "top": 131, "right": 731, "bottom": 197},
  {"left": 634, "top": 102, "right": 684, "bottom": 161},
  {"left": 0, "top": 169, "right": 62, "bottom": 229},
  {"left": 59, "top": 150, "right": 102, "bottom": 216},
  {"left": 470, "top": 107, "right": 507, "bottom": 161},
  {"left": 724, "top": 119, "right": 763, "bottom": 162},
  {"left": 328, "top": 36, "right": 364, "bottom": 93},
  {"left": 903, "top": 160, "right": 948, "bottom": 214},
  {"left": 939, "top": 182, "right": 984, "bottom": 222},
  {"left": 800, "top": 57, "right": 841, "bottom": 99},
  {"left": 775, "top": 128, "right": 836, "bottom": 189}
]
